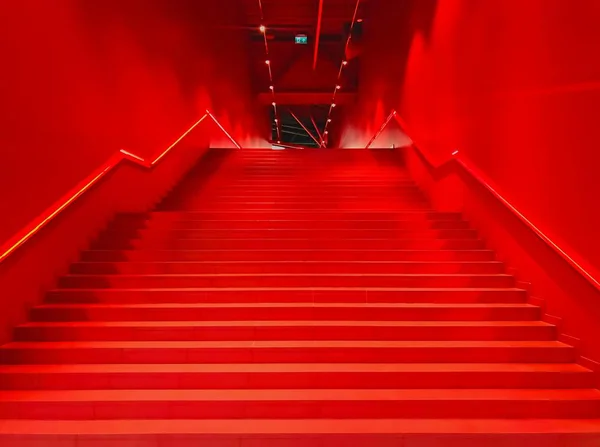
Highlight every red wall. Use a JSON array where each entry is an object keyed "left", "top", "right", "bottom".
[
  {"left": 0, "top": 0, "right": 265, "bottom": 246},
  {"left": 347, "top": 0, "right": 600, "bottom": 276},
  {"left": 398, "top": 0, "right": 600, "bottom": 278},
  {"left": 0, "top": 0, "right": 267, "bottom": 342},
  {"left": 341, "top": 0, "right": 600, "bottom": 360}
]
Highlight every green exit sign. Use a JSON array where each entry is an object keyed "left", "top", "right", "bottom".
[{"left": 295, "top": 34, "right": 308, "bottom": 44}]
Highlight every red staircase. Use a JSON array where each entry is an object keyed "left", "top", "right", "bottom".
[{"left": 1, "top": 148, "right": 599, "bottom": 445}]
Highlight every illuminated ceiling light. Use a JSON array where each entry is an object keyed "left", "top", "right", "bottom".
[
  {"left": 259, "top": 25, "right": 266, "bottom": 33},
  {"left": 272, "top": 102, "right": 276, "bottom": 106},
  {"left": 274, "top": 118, "right": 278, "bottom": 123},
  {"left": 269, "top": 85, "right": 274, "bottom": 90},
  {"left": 331, "top": 103, "right": 336, "bottom": 108},
  {"left": 327, "top": 118, "right": 332, "bottom": 123},
  {"left": 324, "top": 130, "right": 329, "bottom": 134},
  {"left": 277, "top": 140, "right": 281, "bottom": 144},
  {"left": 357, "top": 18, "right": 363, "bottom": 23},
  {"left": 265, "top": 60, "right": 270, "bottom": 65},
  {"left": 342, "top": 60, "right": 348, "bottom": 66},
  {"left": 336, "top": 85, "right": 341, "bottom": 90}
]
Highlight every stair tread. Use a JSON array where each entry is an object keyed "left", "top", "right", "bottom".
[
  {"left": 1, "top": 388, "right": 599, "bottom": 402},
  {"left": 84, "top": 249, "right": 496, "bottom": 252},
  {"left": 1, "top": 418, "right": 597, "bottom": 435},
  {"left": 0, "top": 363, "right": 589, "bottom": 373},
  {"left": 62, "top": 273, "right": 512, "bottom": 279},
  {"left": 19, "top": 320, "right": 552, "bottom": 328},
  {"left": 2, "top": 340, "right": 570, "bottom": 349},
  {"left": 35, "top": 302, "right": 539, "bottom": 309},
  {"left": 64, "top": 273, "right": 510, "bottom": 277},
  {"left": 150, "top": 210, "right": 440, "bottom": 213},
  {"left": 123, "top": 238, "right": 477, "bottom": 241},
  {"left": 75, "top": 260, "right": 498, "bottom": 263},
  {"left": 50, "top": 287, "right": 526, "bottom": 291}
]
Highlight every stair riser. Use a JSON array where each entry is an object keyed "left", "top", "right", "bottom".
[
  {"left": 197, "top": 184, "right": 420, "bottom": 191},
  {"left": 178, "top": 190, "right": 426, "bottom": 197},
  {"left": 199, "top": 189, "right": 423, "bottom": 196},
  {"left": 99, "top": 228, "right": 479, "bottom": 240},
  {"left": 109, "top": 220, "right": 472, "bottom": 231},
  {"left": 81, "top": 250, "right": 497, "bottom": 262},
  {"left": 30, "top": 306, "right": 540, "bottom": 322},
  {"left": 118, "top": 211, "right": 463, "bottom": 222},
  {"left": 93, "top": 239, "right": 487, "bottom": 250},
  {"left": 0, "top": 346, "right": 576, "bottom": 364},
  {"left": 191, "top": 194, "right": 426, "bottom": 201},
  {"left": 15, "top": 325, "right": 553, "bottom": 342},
  {"left": 200, "top": 178, "right": 415, "bottom": 183},
  {"left": 69, "top": 261, "right": 505, "bottom": 275},
  {"left": 58, "top": 275, "right": 515, "bottom": 289},
  {"left": 164, "top": 202, "right": 430, "bottom": 211},
  {"left": 3, "top": 400, "right": 598, "bottom": 420},
  {"left": 1, "top": 371, "right": 591, "bottom": 390},
  {"left": 46, "top": 289, "right": 527, "bottom": 304}
]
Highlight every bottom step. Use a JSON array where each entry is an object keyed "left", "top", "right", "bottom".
[{"left": 0, "top": 419, "right": 599, "bottom": 446}]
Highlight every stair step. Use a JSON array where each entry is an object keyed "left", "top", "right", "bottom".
[
  {"left": 81, "top": 249, "right": 497, "bottom": 262},
  {"left": 101, "top": 228, "right": 479, "bottom": 240},
  {"left": 14, "top": 320, "right": 554, "bottom": 342},
  {"left": 69, "top": 260, "right": 505, "bottom": 275},
  {"left": 168, "top": 203, "right": 430, "bottom": 211},
  {"left": 45, "top": 287, "right": 528, "bottom": 304},
  {"left": 95, "top": 238, "right": 487, "bottom": 250},
  {"left": 0, "top": 363, "right": 591, "bottom": 390},
  {"left": 136, "top": 211, "right": 464, "bottom": 221},
  {"left": 1, "top": 388, "right": 598, "bottom": 419},
  {"left": 58, "top": 273, "right": 515, "bottom": 289},
  {"left": 109, "top": 219, "right": 473, "bottom": 231},
  {"left": 0, "top": 418, "right": 598, "bottom": 446},
  {"left": 31, "top": 302, "right": 541, "bottom": 322},
  {"left": 197, "top": 194, "right": 426, "bottom": 200},
  {"left": 0, "top": 340, "right": 575, "bottom": 364}
]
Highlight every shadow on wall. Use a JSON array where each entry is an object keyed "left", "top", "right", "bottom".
[
  {"left": 339, "top": 0, "right": 439, "bottom": 148},
  {"left": 0, "top": 0, "right": 264, "bottom": 246}
]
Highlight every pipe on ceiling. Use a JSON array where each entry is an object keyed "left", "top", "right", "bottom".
[{"left": 312, "top": 0, "right": 324, "bottom": 70}]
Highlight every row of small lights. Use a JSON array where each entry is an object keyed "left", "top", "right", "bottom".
[
  {"left": 321, "top": 0, "right": 362, "bottom": 147},
  {"left": 258, "top": 0, "right": 282, "bottom": 144}
]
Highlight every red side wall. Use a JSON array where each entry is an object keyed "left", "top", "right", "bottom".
[
  {"left": 341, "top": 0, "right": 600, "bottom": 360},
  {"left": 0, "top": 0, "right": 265, "bottom": 342},
  {"left": 0, "top": 0, "right": 265, "bottom": 246},
  {"left": 398, "top": 0, "right": 600, "bottom": 276}
]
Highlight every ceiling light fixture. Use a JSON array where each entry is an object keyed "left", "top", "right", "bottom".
[{"left": 257, "top": 0, "right": 281, "bottom": 143}]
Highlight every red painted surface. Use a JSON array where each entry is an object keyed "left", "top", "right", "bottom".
[
  {"left": 1, "top": 0, "right": 600, "bottom": 443},
  {"left": 399, "top": 0, "right": 600, "bottom": 278},
  {"left": 341, "top": 0, "right": 600, "bottom": 361},
  {"left": 0, "top": 111, "right": 242, "bottom": 265},
  {"left": 1, "top": 148, "right": 599, "bottom": 443},
  {"left": 0, "top": 0, "right": 263, "bottom": 344},
  {"left": 0, "top": 0, "right": 264, "bottom": 247}
]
